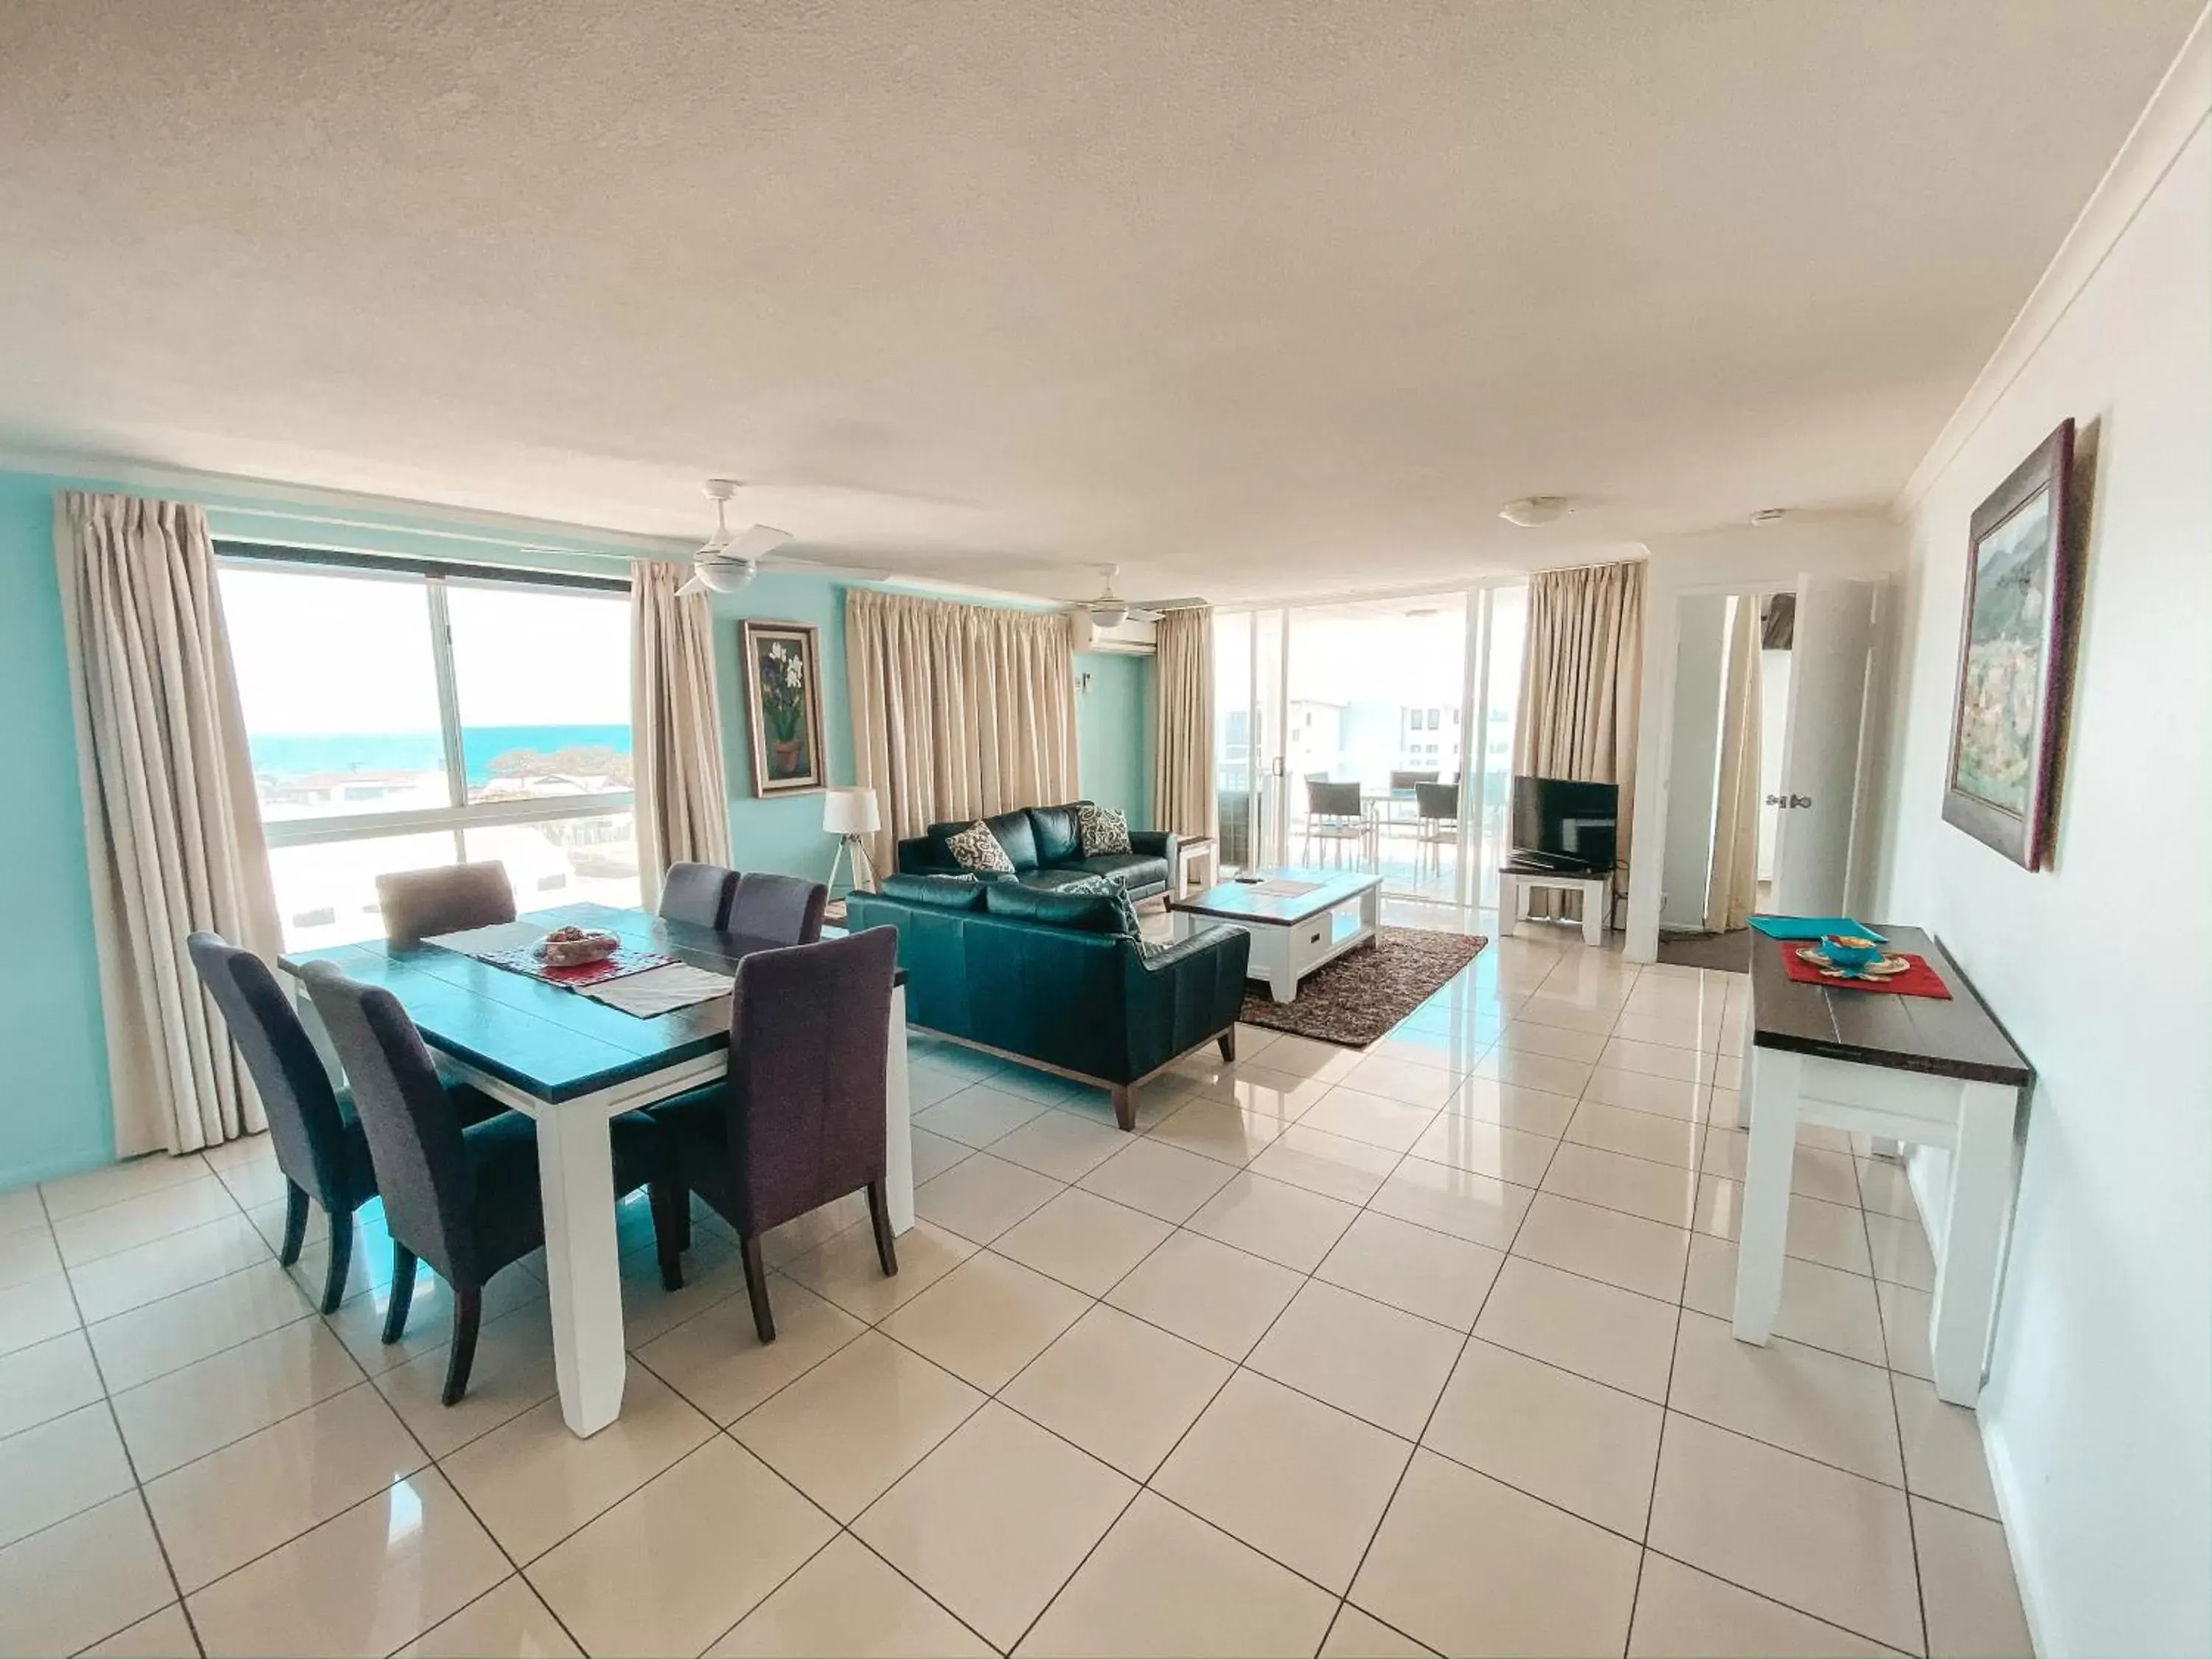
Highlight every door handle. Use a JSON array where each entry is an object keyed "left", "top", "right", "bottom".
[{"left": 1764, "top": 794, "right": 1814, "bottom": 809}]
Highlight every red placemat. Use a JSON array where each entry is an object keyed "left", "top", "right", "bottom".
[
  {"left": 1778, "top": 942, "right": 1951, "bottom": 999},
  {"left": 477, "top": 943, "right": 681, "bottom": 990}
]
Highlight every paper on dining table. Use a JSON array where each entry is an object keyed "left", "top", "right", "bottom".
[
  {"left": 425, "top": 920, "right": 547, "bottom": 956},
  {"left": 1251, "top": 878, "right": 1324, "bottom": 897},
  {"left": 578, "top": 961, "right": 734, "bottom": 1017}
]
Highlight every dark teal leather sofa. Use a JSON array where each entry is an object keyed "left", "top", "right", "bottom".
[
  {"left": 894, "top": 801, "right": 1178, "bottom": 902},
  {"left": 846, "top": 874, "right": 1248, "bottom": 1129}
]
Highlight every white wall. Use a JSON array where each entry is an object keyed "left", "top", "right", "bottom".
[
  {"left": 1756, "top": 647, "right": 1791, "bottom": 880},
  {"left": 1659, "top": 594, "right": 1729, "bottom": 928},
  {"left": 1865, "top": 98, "right": 2211, "bottom": 1659},
  {"left": 1624, "top": 516, "right": 1902, "bottom": 959}
]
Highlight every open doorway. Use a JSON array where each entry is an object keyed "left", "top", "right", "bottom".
[{"left": 1655, "top": 589, "right": 1792, "bottom": 972}]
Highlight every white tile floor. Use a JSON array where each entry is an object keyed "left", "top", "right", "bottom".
[{"left": 0, "top": 913, "right": 2034, "bottom": 1658}]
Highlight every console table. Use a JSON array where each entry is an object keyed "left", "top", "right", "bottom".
[
  {"left": 1498, "top": 865, "right": 1611, "bottom": 946},
  {"left": 1733, "top": 925, "right": 2032, "bottom": 1408}
]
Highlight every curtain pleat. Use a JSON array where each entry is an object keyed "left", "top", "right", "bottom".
[
  {"left": 1151, "top": 607, "right": 1216, "bottom": 841},
  {"left": 1513, "top": 560, "right": 1646, "bottom": 928},
  {"left": 1705, "top": 597, "right": 1763, "bottom": 933},
  {"left": 56, "top": 492, "right": 279, "bottom": 1157},
  {"left": 630, "top": 561, "right": 731, "bottom": 907},
  {"left": 844, "top": 589, "right": 1081, "bottom": 873}
]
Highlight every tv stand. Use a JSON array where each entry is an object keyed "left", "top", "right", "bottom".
[{"left": 1499, "top": 866, "right": 1610, "bottom": 946}]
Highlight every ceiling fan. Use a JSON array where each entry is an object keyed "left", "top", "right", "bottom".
[
  {"left": 1070, "top": 565, "right": 1206, "bottom": 628},
  {"left": 674, "top": 479, "right": 889, "bottom": 594}
]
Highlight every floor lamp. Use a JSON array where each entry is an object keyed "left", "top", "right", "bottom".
[{"left": 824, "top": 787, "right": 881, "bottom": 896}]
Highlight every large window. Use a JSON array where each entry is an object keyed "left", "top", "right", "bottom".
[{"left": 219, "top": 552, "right": 639, "bottom": 950}]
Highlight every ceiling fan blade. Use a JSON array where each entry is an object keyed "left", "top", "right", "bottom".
[
  {"left": 1127, "top": 596, "right": 1207, "bottom": 611},
  {"left": 761, "top": 553, "right": 893, "bottom": 582},
  {"left": 676, "top": 573, "right": 710, "bottom": 597},
  {"left": 726, "top": 523, "right": 795, "bottom": 562}
]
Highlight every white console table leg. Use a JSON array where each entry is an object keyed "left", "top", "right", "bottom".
[
  {"left": 1930, "top": 1080, "right": 2017, "bottom": 1405},
  {"left": 1581, "top": 877, "right": 1606, "bottom": 946},
  {"left": 1732, "top": 1045, "right": 1803, "bottom": 1345}
]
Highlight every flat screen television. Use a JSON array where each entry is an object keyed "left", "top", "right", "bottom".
[{"left": 1508, "top": 776, "right": 1619, "bottom": 873}]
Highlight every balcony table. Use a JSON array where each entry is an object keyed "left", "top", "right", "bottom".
[{"left": 279, "top": 901, "right": 913, "bottom": 1437}]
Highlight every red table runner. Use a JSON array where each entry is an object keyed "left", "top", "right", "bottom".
[{"left": 1777, "top": 942, "right": 1952, "bottom": 999}]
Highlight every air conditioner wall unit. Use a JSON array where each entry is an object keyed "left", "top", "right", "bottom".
[{"left": 1071, "top": 611, "right": 1157, "bottom": 655}]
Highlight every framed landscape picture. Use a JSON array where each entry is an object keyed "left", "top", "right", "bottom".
[
  {"left": 739, "top": 619, "right": 827, "bottom": 797},
  {"left": 1941, "top": 418, "right": 2079, "bottom": 869}
]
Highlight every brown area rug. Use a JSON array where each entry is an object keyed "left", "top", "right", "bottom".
[{"left": 1239, "top": 926, "right": 1488, "bottom": 1047}]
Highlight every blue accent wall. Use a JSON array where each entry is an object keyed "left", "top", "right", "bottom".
[
  {"left": 0, "top": 465, "right": 1153, "bottom": 1192},
  {"left": 1075, "top": 651, "right": 1154, "bottom": 823}
]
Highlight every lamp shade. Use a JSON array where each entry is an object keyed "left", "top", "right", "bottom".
[{"left": 822, "top": 787, "right": 880, "bottom": 836}]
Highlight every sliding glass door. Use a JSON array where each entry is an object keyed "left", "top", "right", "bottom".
[{"left": 1213, "top": 582, "right": 1527, "bottom": 908}]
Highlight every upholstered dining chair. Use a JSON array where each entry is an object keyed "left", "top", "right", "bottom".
[
  {"left": 653, "top": 927, "right": 899, "bottom": 1343},
  {"left": 299, "top": 960, "right": 684, "bottom": 1404},
  {"left": 187, "top": 931, "right": 504, "bottom": 1313},
  {"left": 375, "top": 861, "right": 518, "bottom": 946},
  {"left": 1413, "top": 780, "right": 1461, "bottom": 879},
  {"left": 726, "top": 872, "right": 829, "bottom": 945},
  {"left": 1302, "top": 779, "right": 1371, "bottom": 867},
  {"left": 658, "top": 861, "right": 740, "bottom": 930}
]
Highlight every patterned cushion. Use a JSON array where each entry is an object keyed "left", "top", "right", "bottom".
[
  {"left": 1077, "top": 803, "right": 1133, "bottom": 858},
  {"left": 1051, "top": 874, "right": 1143, "bottom": 939},
  {"left": 943, "top": 821, "right": 1015, "bottom": 874}
]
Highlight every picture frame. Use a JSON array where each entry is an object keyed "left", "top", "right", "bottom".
[
  {"left": 738, "top": 619, "right": 827, "bottom": 797},
  {"left": 1941, "top": 418, "right": 2080, "bottom": 869}
]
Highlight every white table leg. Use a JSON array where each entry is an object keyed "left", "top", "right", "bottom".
[
  {"left": 1172, "top": 907, "right": 1194, "bottom": 944},
  {"left": 1359, "top": 883, "right": 1381, "bottom": 944},
  {"left": 1930, "top": 1080, "right": 2018, "bottom": 1405},
  {"left": 538, "top": 1106, "right": 627, "bottom": 1436},
  {"left": 1501, "top": 875, "right": 1523, "bottom": 937},
  {"left": 885, "top": 984, "right": 915, "bottom": 1234},
  {"left": 1582, "top": 879, "right": 1606, "bottom": 946},
  {"left": 1732, "top": 1045, "right": 1802, "bottom": 1345}
]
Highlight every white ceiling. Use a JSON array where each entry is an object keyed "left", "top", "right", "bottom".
[{"left": 0, "top": 1, "right": 2197, "bottom": 602}]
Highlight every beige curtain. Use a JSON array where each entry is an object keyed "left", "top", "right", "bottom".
[
  {"left": 1151, "top": 606, "right": 1216, "bottom": 841},
  {"left": 1705, "top": 597, "right": 1764, "bottom": 933},
  {"left": 630, "top": 560, "right": 731, "bottom": 908},
  {"left": 1514, "top": 560, "right": 1646, "bottom": 929},
  {"left": 56, "top": 493, "right": 279, "bottom": 1158},
  {"left": 845, "top": 589, "right": 1081, "bottom": 873}
]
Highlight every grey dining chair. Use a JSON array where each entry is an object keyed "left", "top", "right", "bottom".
[
  {"left": 300, "top": 959, "right": 684, "bottom": 1405},
  {"left": 375, "top": 862, "right": 517, "bottom": 947},
  {"left": 728, "top": 872, "right": 830, "bottom": 945},
  {"left": 188, "top": 931, "right": 495, "bottom": 1312},
  {"left": 1302, "top": 779, "right": 1370, "bottom": 867},
  {"left": 651, "top": 928, "right": 900, "bottom": 1342},
  {"left": 659, "top": 861, "right": 740, "bottom": 930},
  {"left": 1413, "top": 781, "right": 1460, "bottom": 880}
]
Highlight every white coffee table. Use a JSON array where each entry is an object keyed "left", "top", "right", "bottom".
[{"left": 1168, "top": 869, "right": 1383, "bottom": 1002}]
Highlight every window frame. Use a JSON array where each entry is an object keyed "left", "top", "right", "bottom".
[{"left": 215, "top": 543, "right": 636, "bottom": 858}]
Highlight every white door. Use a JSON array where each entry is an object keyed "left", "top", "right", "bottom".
[{"left": 1771, "top": 576, "right": 1877, "bottom": 916}]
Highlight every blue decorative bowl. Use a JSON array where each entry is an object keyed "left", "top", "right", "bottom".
[{"left": 1820, "top": 933, "right": 1886, "bottom": 971}]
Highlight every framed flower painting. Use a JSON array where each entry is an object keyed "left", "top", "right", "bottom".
[{"left": 739, "top": 619, "right": 827, "bottom": 796}]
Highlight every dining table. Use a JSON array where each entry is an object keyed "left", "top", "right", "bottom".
[{"left": 278, "top": 901, "right": 914, "bottom": 1438}]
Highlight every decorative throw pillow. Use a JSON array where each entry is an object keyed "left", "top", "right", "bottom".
[
  {"left": 1056, "top": 874, "right": 1143, "bottom": 938},
  {"left": 1077, "top": 802, "right": 1133, "bottom": 857},
  {"left": 943, "top": 820, "right": 1015, "bottom": 874}
]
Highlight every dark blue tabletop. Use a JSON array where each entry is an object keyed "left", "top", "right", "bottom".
[{"left": 279, "top": 902, "right": 892, "bottom": 1105}]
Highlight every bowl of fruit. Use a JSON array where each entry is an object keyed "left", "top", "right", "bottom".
[{"left": 533, "top": 925, "right": 620, "bottom": 967}]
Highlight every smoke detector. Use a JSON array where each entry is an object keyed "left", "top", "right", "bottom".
[{"left": 1498, "top": 497, "right": 1573, "bottom": 528}]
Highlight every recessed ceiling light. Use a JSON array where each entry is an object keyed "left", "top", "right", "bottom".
[{"left": 1498, "top": 496, "right": 1572, "bottom": 527}]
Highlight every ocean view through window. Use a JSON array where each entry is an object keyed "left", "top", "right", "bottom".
[{"left": 218, "top": 552, "right": 639, "bottom": 948}]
